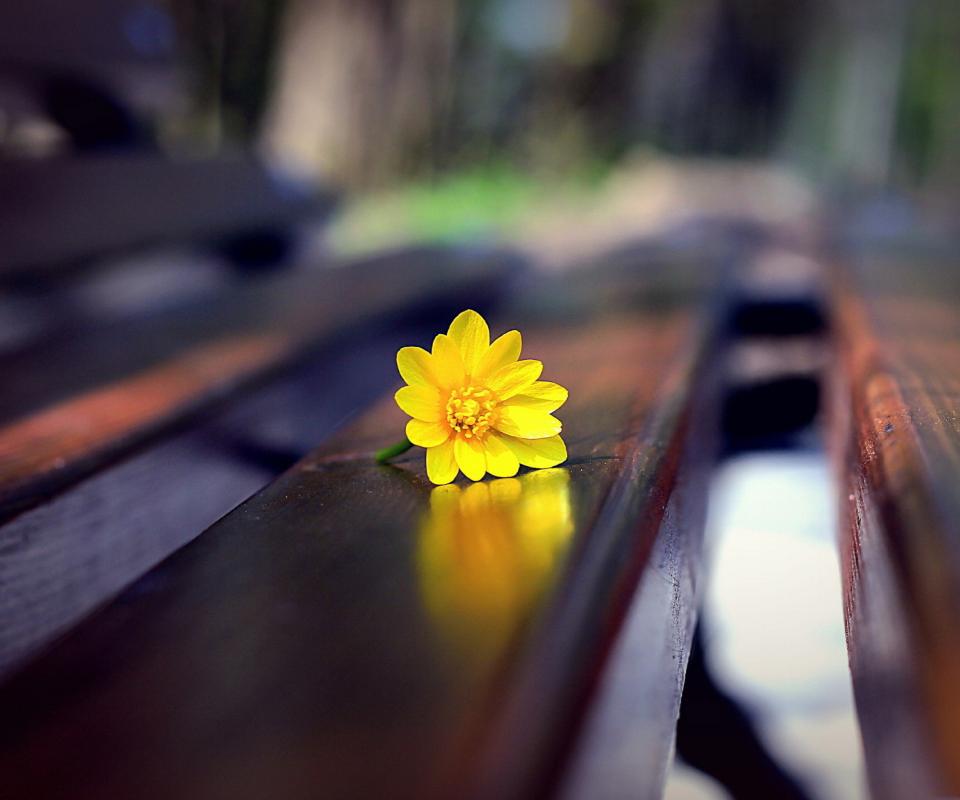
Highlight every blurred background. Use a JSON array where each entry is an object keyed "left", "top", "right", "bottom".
[
  {"left": 3, "top": 0, "right": 959, "bottom": 250},
  {"left": 2, "top": 2, "right": 959, "bottom": 800}
]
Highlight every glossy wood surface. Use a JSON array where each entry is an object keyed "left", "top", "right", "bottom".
[
  {"left": 831, "top": 246, "right": 960, "bottom": 799},
  {"left": 0, "top": 252, "right": 717, "bottom": 800},
  {"left": 0, "top": 247, "right": 511, "bottom": 519},
  {"left": 558, "top": 350, "right": 716, "bottom": 800}
]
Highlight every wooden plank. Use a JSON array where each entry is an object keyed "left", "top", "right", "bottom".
[
  {"left": 831, "top": 247, "right": 960, "bottom": 800},
  {"left": 0, "top": 248, "right": 717, "bottom": 800},
  {"left": 0, "top": 246, "right": 513, "bottom": 519},
  {"left": 556, "top": 358, "right": 716, "bottom": 800},
  {"left": 0, "top": 335, "right": 290, "bottom": 508}
]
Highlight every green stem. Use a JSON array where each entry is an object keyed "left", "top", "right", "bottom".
[{"left": 375, "top": 436, "right": 414, "bottom": 463}]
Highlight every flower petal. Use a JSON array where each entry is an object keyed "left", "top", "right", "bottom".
[
  {"left": 431, "top": 334, "right": 466, "bottom": 391},
  {"left": 454, "top": 435, "right": 487, "bottom": 481},
  {"left": 486, "top": 359, "right": 542, "bottom": 400},
  {"left": 407, "top": 418, "right": 451, "bottom": 447},
  {"left": 496, "top": 433, "right": 567, "bottom": 469},
  {"left": 483, "top": 433, "right": 520, "bottom": 478},
  {"left": 473, "top": 330, "right": 521, "bottom": 382},
  {"left": 426, "top": 438, "right": 459, "bottom": 484},
  {"left": 395, "top": 385, "right": 444, "bottom": 421},
  {"left": 397, "top": 346, "right": 435, "bottom": 387},
  {"left": 447, "top": 310, "right": 489, "bottom": 375},
  {"left": 493, "top": 406, "right": 561, "bottom": 439},
  {"left": 502, "top": 381, "right": 568, "bottom": 412}
]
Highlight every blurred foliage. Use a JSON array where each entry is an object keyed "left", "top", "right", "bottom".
[
  {"left": 895, "top": 0, "right": 960, "bottom": 187},
  {"left": 327, "top": 159, "right": 611, "bottom": 253}
]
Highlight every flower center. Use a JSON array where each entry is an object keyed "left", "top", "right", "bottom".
[{"left": 446, "top": 385, "right": 498, "bottom": 439}]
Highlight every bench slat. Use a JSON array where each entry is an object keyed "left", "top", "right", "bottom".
[{"left": 833, "top": 252, "right": 960, "bottom": 799}]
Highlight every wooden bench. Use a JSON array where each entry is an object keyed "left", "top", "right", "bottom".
[
  {"left": 0, "top": 146, "right": 526, "bottom": 679},
  {"left": 0, "top": 243, "right": 721, "bottom": 799}
]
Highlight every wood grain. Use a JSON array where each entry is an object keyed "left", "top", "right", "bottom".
[
  {"left": 0, "top": 334, "right": 291, "bottom": 512},
  {"left": 831, "top": 260, "right": 960, "bottom": 799}
]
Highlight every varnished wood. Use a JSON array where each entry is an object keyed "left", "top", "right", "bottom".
[
  {"left": 831, "top": 253, "right": 960, "bottom": 799},
  {"left": 0, "top": 334, "right": 291, "bottom": 512},
  {"left": 0, "top": 251, "right": 718, "bottom": 800},
  {"left": 556, "top": 346, "right": 716, "bottom": 800}
]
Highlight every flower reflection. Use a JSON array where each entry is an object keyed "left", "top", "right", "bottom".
[{"left": 417, "top": 468, "right": 575, "bottom": 658}]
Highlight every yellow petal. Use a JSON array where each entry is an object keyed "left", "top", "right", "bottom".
[
  {"left": 396, "top": 385, "right": 443, "bottom": 421},
  {"left": 447, "top": 310, "right": 489, "bottom": 375},
  {"left": 483, "top": 433, "right": 520, "bottom": 478},
  {"left": 426, "top": 438, "right": 459, "bottom": 484},
  {"left": 496, "top": 433, "right": 567, "bottom": 469},
  {"left": 407, "top": 419, "right": 451, "bottom": 447},
  {"left": 502, "top": 381, "right": 568, "bottom": 412},
  {"left": 473, "top": 330, "right": 521, "bottom": 382},
  {"left": 397, "top": 346, "right": 435, "bottom": 387},
  {"left": 494, "top": 406, "right": 561, "bottom": 439},
  {"left": 454, "top": 435, "right": 487, "bottom": 481},
  {"left": 486, "top": 359, "right": 542, "bottom": 400},
  {"left": 431, "top": 334, "right": 466, "bottom": 391}
]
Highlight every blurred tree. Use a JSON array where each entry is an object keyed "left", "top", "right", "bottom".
[
  {"left": 169, "top": 0, "right": 289, "bottom": 146},
  {"left": 162, "top": 0, "right": 960, "bottom": 196},
  {"left": 895, "top": 0, "right": 960, "bottom": 189},
  {"left": 261, "top": 0, "right": 676, "bottom": 187},
  {"left": 262, "top": 0, "right": 456, "bottom": 187},
  {"left": 639, "top": 0, "right": 813, "bottom": 156}
]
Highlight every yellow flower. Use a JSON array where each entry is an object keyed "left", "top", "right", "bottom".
[{"left": 395, "top": 309, "right": 568, "bottom": 484}]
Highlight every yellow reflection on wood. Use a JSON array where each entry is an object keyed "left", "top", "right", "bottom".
[{"left": 417, "top": 469, "right": 575, "bottom": 659}]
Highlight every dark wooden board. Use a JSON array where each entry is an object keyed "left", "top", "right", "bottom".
[
  {"left": 557, "top": 343, "right": 717, "bottom": 800},
  {"left": 831, "top": 244, "right": 960, "bottom": 800},
  {"left": 0, "top": 248, "right": 718, "bottom": 800}
]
